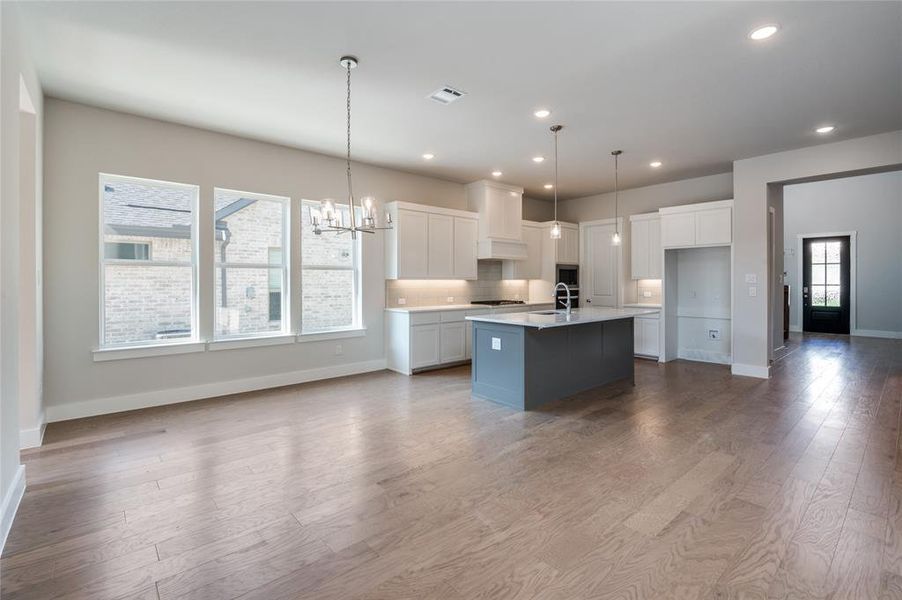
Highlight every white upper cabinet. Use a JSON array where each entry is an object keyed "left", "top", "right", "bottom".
[
  {"left": 452, "top": 216, "right": 478, "bottom": 279},
  {"left": 427, "top": 214, "right": 454, "bottom": 278},
  {"left": 502, "top": 221, "right": 543, "bottom": 280},
  {"left": 660, "top": 200, "right": 733, "bottom": 248},
  {"left": 385, "top": 202, "right": 479, "bottom": 280},
  {"left": 394, "top": 208, "right": 428, "bottom": 278},
  {"left": 630, "top": 213, "right": 662, "bottom": 279},
  {"left": 556, "top": 223, "right": 580, "bottom": 265},
  {"left": 466, "top": 180, "right": 528, "bottom": 260}
]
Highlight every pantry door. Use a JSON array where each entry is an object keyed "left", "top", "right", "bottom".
[{"left": 581, "top": 220, "right": 621, "bottom": 308}]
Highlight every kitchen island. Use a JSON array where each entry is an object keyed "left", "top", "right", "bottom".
[{"left": 466, "top": 307, "right": 658, "bottom": 410}]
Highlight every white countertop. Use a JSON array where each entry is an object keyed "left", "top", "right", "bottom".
[
  {"left": 622, "top": 302, "right": 662, "bottom": 309},
  {"left": 385, "top": 300, "right": 554, "bottom": 313},
  {"left": 466, "top": 307, "right": 660, "bottom": 329}
]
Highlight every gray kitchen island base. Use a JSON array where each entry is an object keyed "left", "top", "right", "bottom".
[{"left": 470, "top": 317, "right": 635, "bottom": 410}]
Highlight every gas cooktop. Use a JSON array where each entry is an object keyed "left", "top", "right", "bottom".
[{"left": 470, "top": 300, "right": 526, "bottom": 306}]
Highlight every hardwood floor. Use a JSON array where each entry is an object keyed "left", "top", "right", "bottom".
[{"left": 3, "top": 333, "right": 901, "bottom": 599}]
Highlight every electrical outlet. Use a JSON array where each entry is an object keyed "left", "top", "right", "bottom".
[
  {"left": 397, "top": 297, "right": 406, "bottom": 305},
  {"left": 708, "top": 329, "right": 721, "bottom": 340},
  {"left": 642, "top": 290, "right": 652, "bottom": 298},
  {"left": 749, "top": 286, "right": 758, "bottom": 297},
  {"left": 447, "top": 296, "right": 454, "bottom": 303},
  {"left": 491, "top": 337, "right": 502, "bottom": 351},
  {"left": 334, "top": 344, "right": 342, "bottom": 356}
]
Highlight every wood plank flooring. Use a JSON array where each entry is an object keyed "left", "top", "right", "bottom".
[{"left": 3, "top": 332, "right": 901, "bottom": 599}]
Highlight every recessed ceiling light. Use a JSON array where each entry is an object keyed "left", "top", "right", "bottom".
[
  {"left": 749, "top": 24, "right": 779, "bottom": 40},
  {"left": 649, "top": 160, "right": 663, "bottom": 168},
  {"left": 534, "top": 109, "right": 551, "bottom": 119},
  {"left": 532, "top": 156, "right": 545, "bottom": 163},
  {"left": 422, "top": 153, "right": 434, "bottom": 160},
  {"left": 491, "top": 170, "right": 502, "bottom": 177},
  {"left": 815, "top": 125, "right": 835, "bottom": 134},
  {"left": 544, "top": 183, "right": 553, "bottom": 189}
]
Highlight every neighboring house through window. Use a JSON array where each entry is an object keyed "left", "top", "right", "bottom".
[
  {"left": 214, "top": 188, "right": 289, "bottom": 339},
  {"left": 301, "top": 200, "right": 361, "bottom": 333},
  {"left": 99, "top": 174, "right": 198, "bottom": 347}
]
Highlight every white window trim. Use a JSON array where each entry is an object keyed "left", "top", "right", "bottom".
[
  {"left": 98, "top": 173, "right": 200, "bottom": 350},
  {"left": 213, "top": 188, "right": 291, "bottom": 341},
  {"left": 296, "top": 327, "right": 367, "bottom": 343},
  {"left": 93, "top": 340, "right": 206, "bottom": 362},
  {"left": 300, "top": 199, "right": 363, "bottom": 335},
  {"left": 207, "top": 333, "right": 296, "bottom": 352}
]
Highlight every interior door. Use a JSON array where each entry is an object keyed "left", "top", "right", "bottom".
[
  {"left": 582, "top": 222, "right": 619, "bottom": 307},
  {"left": 802, "top": 236, "right": 850, "bottom": 334}
]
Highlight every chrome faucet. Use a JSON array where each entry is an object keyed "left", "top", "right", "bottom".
[{"left": 553, "top": 282, "right": 573, "bottom": 316}]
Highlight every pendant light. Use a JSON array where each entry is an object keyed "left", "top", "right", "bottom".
[
  {"left": 311, "top": 56, "right": 392, "bottom": 239},
  {"left": 611, "top": 150, "right": 623, "bottom": 246},
  {"left": 549, "top": 125, "right": 563, "bottom": 240}
]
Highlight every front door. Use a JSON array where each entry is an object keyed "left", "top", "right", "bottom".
[
  {"left": 802, "top": 236, "right": 850, "bottom": 334},
  {"left": 582, "top": 222, "right": 620, "bottom": 307}
]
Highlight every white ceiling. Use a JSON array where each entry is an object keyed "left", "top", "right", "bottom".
[{"left": 18, "top": 1, "right": 902, "bottom": 199}]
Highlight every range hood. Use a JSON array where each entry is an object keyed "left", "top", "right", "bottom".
[{"left": 466, "top": 180, "right": 528, "bottom": 261}]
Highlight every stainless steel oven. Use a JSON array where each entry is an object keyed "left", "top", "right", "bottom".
[{"left": 555, "top": 264, "right": 579, "bottom": 310}]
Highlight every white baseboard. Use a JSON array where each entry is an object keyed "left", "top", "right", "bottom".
[
  {"left": 789, "top": 325, "right": 802, "bottom": 333},
  {"left": 19, "top": 412, "right": 46, "bottom": 449},
  {"left": 1, "top": 465, "right": 26, "bottom": 556},
  {"left": 853, "top": 329, "right": 902, "bottom": 340},
  {"left": 46, "top": 358, "right": 388, "bottom": 423},
  {"left": 677, "top": 349, "right": 732, "bottom": 365},
  {"left": 731, "top": 363, "right": 771, "bottom": 379}
]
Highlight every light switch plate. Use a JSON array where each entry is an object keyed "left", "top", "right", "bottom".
[
  {"left": 397, "top": 298, "right": 406, "bottom": 305},
  {"left": 491, "top": 337, "right": 502, "bottom": 351},
  {"left": 447, "top": 296, "right": 454, "bottom": 303},
  {"left": 643, "top": 291, "right": 652, "bottom": 298},
  {"left": 745, "top": 273, "right": 758, "bottom": 284}
]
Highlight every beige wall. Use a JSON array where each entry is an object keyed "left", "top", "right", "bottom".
[
  {"left": 732, "top": 130, "right": 902, "bottom": 377},
  {"left": 43, "top": 99, "right": 546, "bottom": 421},
  {"left": 559, "top": 172, "right": 734, "bottom": 303},
  {"left": 1, "top": 1, "right": 44, "bottom": 544}
]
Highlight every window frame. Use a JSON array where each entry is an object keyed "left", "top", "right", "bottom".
[
  {"left": 98, "top": 173, "right": 200, "bottom": 350},
  {"left": 300, "top": 199, "right": 363, "bottom": 335},
  {"left": 212, "top": 187, "right": 291, "bottom": 341}
]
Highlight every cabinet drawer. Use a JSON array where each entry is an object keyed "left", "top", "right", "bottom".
[
  {"left": 410, "top": 312, "right": 441, "bottom": 326},
  {"left": 440, "top": 310, "right": 467, "bottom": 322}
]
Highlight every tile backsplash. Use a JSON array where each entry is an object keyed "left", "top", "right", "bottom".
[
  {"left": 386, "top": 261, "right": 529, "bottom": 307},
  {"left": 631, "top": 279, "right": 662, "bottom": 304}
]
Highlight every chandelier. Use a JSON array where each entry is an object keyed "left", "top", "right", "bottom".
[{"left": 311, "top": 56, "right": 392, "bottom": 239}]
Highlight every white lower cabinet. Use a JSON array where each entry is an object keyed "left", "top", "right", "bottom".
[
  {"left": 386, "top": 304, "right": 553, "bottom": 375},
  {"left": 634, "top": 313, "right": 661, "bottom": 358},
  {"left": 440, "top": 322, "right": 466, "bottom": 363},
  {"left": 410, "top": 324, "right": 440, "bottom": 370}
]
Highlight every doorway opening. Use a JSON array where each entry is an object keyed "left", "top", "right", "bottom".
[{"left": 801, "top": 235, "right": 851, "bottom": 334}]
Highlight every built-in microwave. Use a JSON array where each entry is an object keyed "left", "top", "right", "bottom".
[{"left": 556, "top": 264, "right": 578, "bottom": 287}]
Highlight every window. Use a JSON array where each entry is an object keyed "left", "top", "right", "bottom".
[
  {"left": 100, "top": 174, "right": 198, "bottom": 347},
  {"left": 301, "top": 200, "right": 360, "bottom": 333},
  {"left": 214, "top": 188, "right": 289, "bottom": 338},
  {"left": 104, "top": 242, "right": 150, "bottom": 260},
  {"left": 810, "top": 241, "right": 842, "bottom": 307}
]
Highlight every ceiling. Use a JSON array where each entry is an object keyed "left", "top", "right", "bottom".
[{"left": 18, "top": 1, "right": 902, "bottom": 199}]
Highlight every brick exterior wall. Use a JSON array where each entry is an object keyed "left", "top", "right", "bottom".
[{"left": 103, "top": 197, "right": 359, "bottom": 345}]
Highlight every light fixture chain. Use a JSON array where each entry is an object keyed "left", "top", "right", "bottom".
[
  {"left": 553, "top": 129, "right": 559, "bottom": 221},
  {"left": 346, "top": 61, "right": 354, "bottom": 215}
]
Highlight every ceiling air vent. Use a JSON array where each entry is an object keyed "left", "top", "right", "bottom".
[{"left": 427, "top": 85, "right": 467, "bottom": 105}]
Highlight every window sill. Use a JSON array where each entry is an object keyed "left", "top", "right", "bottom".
[
  {"left": 93, "top": 341, "right": 206, "bottom": 362},
  {"left": 296, "top": 327, "right": 367, "bottom": 343},
  {"left": 208, "top": 334, "right": 296, "bottom": 352}
]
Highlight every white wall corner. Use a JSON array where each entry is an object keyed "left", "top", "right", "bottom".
[
  {"left": 731, "top": 362, "right": 771, "bottom": 379},
  {"left": 1, "top": 465, "right": 26, "bottom": 556},
  {"left": 46, "top": 358, "right": 389, "bottom": 423},
  {"left": 20, "top": 410, "right": 47, "bottom": 449}
]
